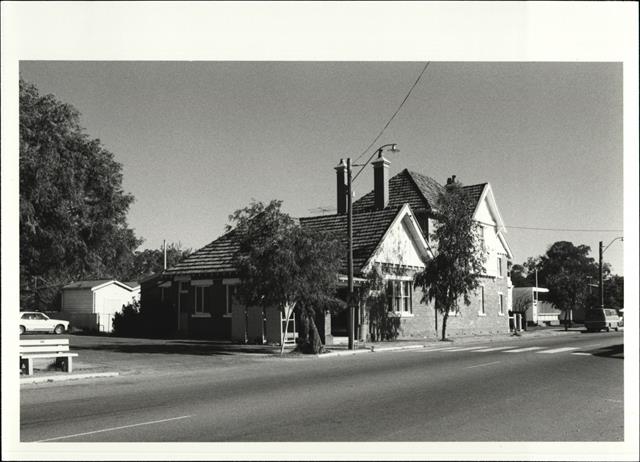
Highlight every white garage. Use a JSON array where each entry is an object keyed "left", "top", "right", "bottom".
[{"left": 61, "top": 280, "right": 140, "bottom": 333}]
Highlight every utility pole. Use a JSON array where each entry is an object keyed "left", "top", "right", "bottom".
[
  {"left": 599, "top": 237, "right": 623, "bottom": 310},
  {"left": 163, "top": 239, "right": 167, "bottom": 270},
  {"left": 599, "top": 240, "right": 604, "bottom": 309},
  {"left": 344, "top": 144, "right": 399, "bottom": 350},
  {"left": 347, "top": 158, "right": 354, "bottom": 351}
]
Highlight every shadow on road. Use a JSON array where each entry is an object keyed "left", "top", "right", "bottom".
[{"left": 581, "top": 343, "right": 624, "bottom": 359}]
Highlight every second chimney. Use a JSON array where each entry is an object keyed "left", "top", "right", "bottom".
[
  {"left": 335, "top": 159, "right": 347, "bottom": 214},
  {"left": 372, "top": 152, "right": 391, "bottom": 210}
]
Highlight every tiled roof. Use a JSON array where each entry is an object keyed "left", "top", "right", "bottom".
[
  {"left": 299, "top": 207, "right": 400, "bottom": 275},
  {"left": 352, "top": 169, "right": 485, "bottom": 214},
  {"left": 461, "top": 183, "right": 487, "bottom": 208},
  {"left": 163, "top": 230, "right": 240, "bottom": 276},
  {"left": 62, "top": 280, "right": 113, "bottom": 290},
  {"left": 164, "top": 208, "right": 401, "bottom": 277},
  {"left": 352, "top": 169, "right": 444, "bottom": 213}
]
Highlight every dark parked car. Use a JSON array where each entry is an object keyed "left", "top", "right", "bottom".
[{"left": 584, "top": 308, "right": 621, "bottom": 332}]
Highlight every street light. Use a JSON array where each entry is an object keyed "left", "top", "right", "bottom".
[
  {"left": 599, "top": 237, "right": 623, "bottom": 309},
  {"left": 345, "top": 143, "right": 400, "bottom": 350}
]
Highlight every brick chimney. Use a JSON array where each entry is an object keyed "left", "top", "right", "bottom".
[
  {"left": 335, "top": 159, "right": 347, "bottom": 214},
  {"left": 372, "top": 152, "right": 391, "bottom": 210}
]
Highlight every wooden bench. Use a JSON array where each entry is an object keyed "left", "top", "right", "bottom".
[{"left": 20, "top": 338, "right": 78, "bottom": 376}]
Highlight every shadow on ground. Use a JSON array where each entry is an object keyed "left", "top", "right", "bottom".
[{"left": 70, "top": 340, "right": 282, "bottom": 356}]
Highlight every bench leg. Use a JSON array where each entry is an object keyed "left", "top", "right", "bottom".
[
  {"left": 55, "top": 357, "right": 72, "bottom": 373},
  {"left": 20, "top": 358, "right": 34, "bottom": 376}
]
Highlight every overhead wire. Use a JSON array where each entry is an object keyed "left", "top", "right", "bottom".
[
  {"left": 353, "top": 62, "right": 430, "bottom": 163},
  {"left": 505, "top": 225, "right": 623, "bottom": 233}
]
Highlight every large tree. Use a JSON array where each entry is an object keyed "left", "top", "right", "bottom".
[
  {"left": 415, "top": 179, "right": 486, "bottom": 340},
  {"left": 228, "top": 200, "right": 344, "bottom": 354},
  {"left": 532, "top": 241, "right": 601, "bottom": 329},
  {"left": 20, "top": 79, "right": 141, "bottom": 308}
]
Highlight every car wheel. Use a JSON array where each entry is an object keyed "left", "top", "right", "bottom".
[
  {"left": 54, "top": 324, "right": 65, "bottom": 335},
  {"left": 605, "top": 326, "right": 610, "bottom": 332},
  {"left": 20, "top": 325, "right": 25, "bottom": 335},
  {"left": 615, "top": 326, "right": 619, "bottom": 332}
]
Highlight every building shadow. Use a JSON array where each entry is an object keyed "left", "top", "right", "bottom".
[{"left": 69, "top": 340, "right": 281, "bottom": 356}]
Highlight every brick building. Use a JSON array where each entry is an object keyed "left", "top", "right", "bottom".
[{"left": 140, "top": 154, "right": 513, "bottom": 342}]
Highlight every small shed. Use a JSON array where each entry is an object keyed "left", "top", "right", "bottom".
[
  {"left": 512, "top": 287, "right": 560, "bottom": 326},
  {"left": 61, "top": 280, "right": 139, "bottom": 333}
]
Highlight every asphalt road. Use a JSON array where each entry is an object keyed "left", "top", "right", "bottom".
[{"left": 20, "top": 332, "right": 624, "bottom": 442}]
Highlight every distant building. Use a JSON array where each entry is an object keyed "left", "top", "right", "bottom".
[
  {"left": 61, "top": 280, "right": 139, "bottom": 333},
  {"left": 512, "top": 287, "right": 561, "bottom": 326}
]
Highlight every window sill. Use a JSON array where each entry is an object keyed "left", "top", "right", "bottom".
[
  {"left": 477, "top": 313, "right": 487, "bottom": 317},
  {"left": 498, "top": 313, "right": 505, "bottom": 316},
  {"left": 387, "top": 312, "right": 414, "bottom": 318},
  {"left": 222, "top": 313, "right": 232, "bottom": 318},
  {"left": 192, "top": 313, "right": 211, "bottom": 318}
]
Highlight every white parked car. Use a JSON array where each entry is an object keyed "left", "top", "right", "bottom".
[{"left": 19, "top": 311, "right": 69, "bottom": 335}]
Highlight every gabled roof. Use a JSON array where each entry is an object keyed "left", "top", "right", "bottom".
[
  {"left": 62, "top": 280, "right": 112, "bottom": 289},
  {"left": 122, "top": 281, "right": 141, "bottom": 289},
  {"left": 461, "top": 183, "right": 488, "bottom": 208},
  {"left": 352, "top": 169, "right": 443, "bottom": 213},
  {"left": 299, "top": 207, "right": 401, "bottom": 275},
  {"left": 163, "top": 206, "right": 412, "bottom": 278},
  {"left": 62, "top": 280, "right": 132, "bottom": 291},
  {"left": 352, "top": 168, "right": 489, "bottom": 215},
  {"left": 163, "top": 229, "right": 239, "bottom": 276}
]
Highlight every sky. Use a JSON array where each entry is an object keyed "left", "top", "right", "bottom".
[{"left": 19, "top": 61, "right": 624, "bottom": 274}]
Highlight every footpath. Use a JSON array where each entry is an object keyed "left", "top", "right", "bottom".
[
  {"left": 20, "top": 327, "right": 588, "bottom": 385},
  {"left": 319, "top": 326, "right": 586, "bottom": 358}
]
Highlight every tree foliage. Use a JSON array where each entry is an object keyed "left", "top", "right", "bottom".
[
  {"left": 361, "top": 267, "right": 401, "bottom": 341},
  {"left": 126, "top": 242, "right": 192, "bottom": 281},
  {"left": 20, "top": 79, "right": 141, "bottom": 308},
  {"left": 228, "top": 200, "right": 344, "bottom": 354},
  {"left": 415, "top": 180, "right": 486, "bottom": 340},
  {"left": 529, "top": 241, "right": 601, "bottom": 328}
]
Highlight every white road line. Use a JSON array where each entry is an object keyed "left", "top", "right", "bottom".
[
  {"left": 571, "top": 352, "right": 593, "bottom": 356},
  {"left": 36, "top": 415, "right": 193, "bottom": 442},
  {"left": 422, "top": 347, "right": 459, "bottom": 352},
  {"left": 466, "top": 361, "right": 501, "bottom": 369},
  {"left": 473, "top": 346, "right": 513, "bottom": 352},
  {"left": 443, "top": 346, "right": 487, "bottom": 352},
  {"left": 504, "top": 347, "right": 544, "bottom": 353},
  {"left": 537, "top": 347, "right": 579, "bottom": 354}
]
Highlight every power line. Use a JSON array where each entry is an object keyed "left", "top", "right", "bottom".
[
  {"left": 354, "top": 62, "right": 430, "bottom": 163},
  {"left": 506, "top": 225, "right": 623, "bottom": 233}
]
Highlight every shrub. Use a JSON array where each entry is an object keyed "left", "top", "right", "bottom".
[{"left": 112, "top": 300, "right": 142, "bottom": 337}]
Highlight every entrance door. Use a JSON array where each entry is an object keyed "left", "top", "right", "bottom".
[{"left": 178, "top": 282, "right": 190, "bottom": 334}]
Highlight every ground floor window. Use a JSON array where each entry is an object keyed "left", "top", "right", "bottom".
[
  {"left": 479, "top": 286, "right": 486, "bottom": 315},
  {"left": 387, "top": 280, "right": 413, "bottom": 315},
  {"left": 195, "top": 286, "right": 206, "bottom": 314},
  {"left": 498, "top": 293, "right": 504, "bottom": 315},
  {"left": 225, "top": 285, "right": 236, "bottom": 316}
]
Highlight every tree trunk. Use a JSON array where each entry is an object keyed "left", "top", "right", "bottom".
[
  {"left": 441, "top": 310, "right": 449, "bottom": 341},
  {"left": 300, "top": 310, "right": 310, "bottom": 345},
  {"left": 434, "top": 306, "right": 438, "bottom": 337},
  {"left": 308, "top": 312, "right": 324, "bottom": 354},
  {"left": 280, "top": 302, "right": 296, "bottom": 355}
]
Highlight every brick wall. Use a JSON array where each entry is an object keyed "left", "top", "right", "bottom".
[{"left": 395, "top": 275, "right": 510, "bottom": 339}]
